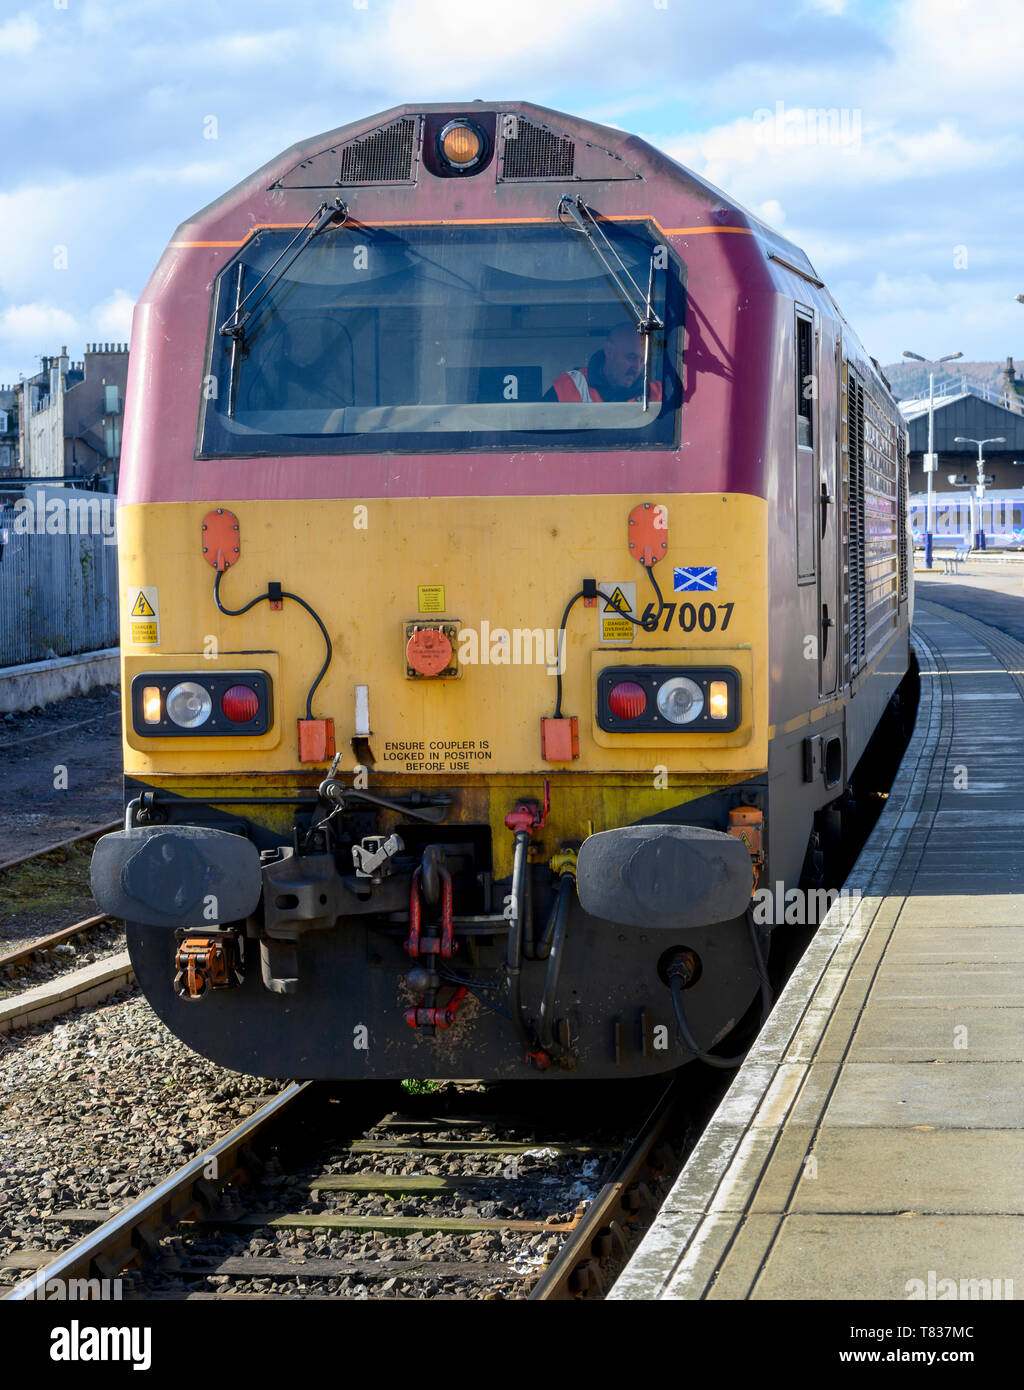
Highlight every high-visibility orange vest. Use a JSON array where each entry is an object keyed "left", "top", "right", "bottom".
[{"left": 551, "top": 367, "right": 663, "bottom": 404}]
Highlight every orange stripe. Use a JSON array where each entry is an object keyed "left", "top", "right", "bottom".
[{"left": 169, "top": 216, "right": 756, "bottom": 249}]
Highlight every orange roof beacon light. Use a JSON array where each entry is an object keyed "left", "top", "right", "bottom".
[{"left": 439, "top": 119, "right": 485, "bottom": 170}]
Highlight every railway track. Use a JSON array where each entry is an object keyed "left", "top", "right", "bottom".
[
  {"left": 3, "top": 1078, "right": 689, "bottom": 1301},
  {"left": 0, "top": 820, "right": 120, "bottom": 877},
  {"left": 0, "top": 818, "right": 127, "bottom": 1023},
  {"left": 0, "top": 708, "right": 120, "bottom": 757},
  {"left": 0, "top": 913, "right": 117, "bottom": 981}
]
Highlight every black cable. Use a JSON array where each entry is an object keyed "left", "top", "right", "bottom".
[
  {"left": 669, "top": 911, "right": 775, "bottom": 1069},
  {"left": 552, "top": 565, "right": 667, "bottom": 717},
  {"left": 437, "top": 966, "right": 513, "bottom": 1021},
  {"left": 644, "top": 563, "right": 665, "bottom": 631},
  {"left": 214, "top": 568, "right": 332, "bottom": 720},
  {"left": 437, "top": 964, "right": 504, "bottom": 992},
  {"left": 553, "top": 590, "right": 585, "bottom": 719},
  {"left": 670, "top": 977, "right": 748, "bottom": 1069}
]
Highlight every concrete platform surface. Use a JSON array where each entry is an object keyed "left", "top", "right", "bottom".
[
  {"left": 0, "top": 951, "right": 133, "bottom": 1034},
  {"left": 611, "top": 599, "right": 1024, "bottom": 1301}
]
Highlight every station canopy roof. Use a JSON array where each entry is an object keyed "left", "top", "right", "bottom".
[{"left": 898, "top": 389, "right": 1024, "bottom": 453}]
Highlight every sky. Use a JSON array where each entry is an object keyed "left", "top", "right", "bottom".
[{"left": 1, "top": 0, "right": 1022, "bottom": 386}]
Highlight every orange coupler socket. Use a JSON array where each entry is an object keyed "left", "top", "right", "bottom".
[{"left": 406, "top": 626, "right": 454, "bottom": 678}]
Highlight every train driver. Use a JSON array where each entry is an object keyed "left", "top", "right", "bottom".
[
  {"left": 244, "top": 316, "right": 352, "bottom": 411},
  {"left": 544, "top": 323, "right": 663, "bottom": 404}
]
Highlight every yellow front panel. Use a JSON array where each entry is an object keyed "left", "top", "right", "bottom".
[{"left": 119, "top": 492, "right": 768, "bottom": 779}]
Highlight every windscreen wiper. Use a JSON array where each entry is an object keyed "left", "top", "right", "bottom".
[
  {"left": 219, "top": 198, "right": 350, "bottom": 342},
  {"left": 557, "top": 194, "right": 664, "bottom": 410},
  {"left": 219, "top": 197, "right": 349, "bottom": 416}
]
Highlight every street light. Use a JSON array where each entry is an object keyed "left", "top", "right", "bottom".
[
  {"left": 953, "top": 436, "right": 1005, "bottom": 550},
  {"left": 902, "top": 349, "right": 963, "bottom": 568}
]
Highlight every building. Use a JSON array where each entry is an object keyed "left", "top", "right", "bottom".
[
  {"left": 18, "top": 343, "right": 127, "bottom": 488},
  {"left": 997, "top": 356, "right": 1024, "bottom": 414},
  {"left": 900, "top": 370, "right": 1024, "bottom": 494},
  {"left": 0, "top": 384, "right": 17, "bottom": 478}
]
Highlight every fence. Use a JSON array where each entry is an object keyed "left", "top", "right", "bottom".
[
  {"left": 918, "top": 373, "right": 1023, "bottom": 412},
  {"left": 0, "top": 491, "right": 119, "bottom": 668}
]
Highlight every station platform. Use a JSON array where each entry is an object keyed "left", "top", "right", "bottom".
[{"left": 611, "top": 596, "right": 1024, "bottom": 1301}]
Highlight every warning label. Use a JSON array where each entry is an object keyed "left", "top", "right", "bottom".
[
  {"left": 417, "top": 584, "right": 446, "bottom": 614},
  {"left": 384, "top": 738, "right": 492, "bottom": 772},
  {"left": 128, "top": 587, "right": 160, "bottom": 645},
  {"left": 599, "top": 580, "right": 636, "bottom": 644}
]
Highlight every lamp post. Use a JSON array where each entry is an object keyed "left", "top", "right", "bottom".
[
  {"left": 903, "top": 350, "right": 963, "bottom": 569},
  {"left": 953, "top": 436, "right": 1004, "bottom": 550}
]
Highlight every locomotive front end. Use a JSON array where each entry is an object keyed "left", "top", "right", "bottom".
[{"left": 93, "top": 103, "right": 787, "bottom": 1080}]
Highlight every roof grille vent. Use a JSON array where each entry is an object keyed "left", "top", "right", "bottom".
[
  {"left": 500, "top": 118, "right": 575, "bottom": 180},
  {"left": 337, "top": 117, "right": 418, "bottom": 184}
]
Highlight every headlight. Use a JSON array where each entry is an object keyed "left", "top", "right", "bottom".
[
  {"left": 166, "top": 681, "right": 213, "bottom": 729},
  {"left": 131, "top": 671, "right": 272, "bottom": 736},
  {"left": 656, "top": 676, "right": 704, "bottom": 725},
  {"left": 596, "top": 666, "right": 741, "bottom": 733}
]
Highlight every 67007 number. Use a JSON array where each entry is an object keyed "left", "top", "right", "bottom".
[{"left": 640, "top": 601, "right": 734, "bottom": 633}]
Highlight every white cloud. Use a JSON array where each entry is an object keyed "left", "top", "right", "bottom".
[
  {"left": 0, "top": 301, "right": 79, "bottom": 350},
  {"left": 313, "top": 0, "right": 626, "bottom": 92},
  {"left": 757, "top": 199, "right": 786, "bottom": 226},
  {"left": 0, "top": 0, "right": 1021, "bottom": 373},
  {"left": 840, "top": 270, "right": 1024, "bottom": 365},
  {"left": 0, "top": 13, "right": 41, "bottom": 57},
  {"left": 220, "top": 29, "right": 301, "bottom": 64},
  {"left": 92, "top": 289, "right": 135, "bottom": 339},
  {"left": 657, "top": 116, "right": 1020, "bottom": 205}
]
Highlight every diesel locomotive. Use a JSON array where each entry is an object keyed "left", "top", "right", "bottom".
[{"left": 92, "top": 102, "right": 912, "bottom": 1079}]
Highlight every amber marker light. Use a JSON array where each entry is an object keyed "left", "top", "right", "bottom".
[
  {"left": 142, "top": 686, "right": 162, "bottom": 724},
  {"left": 709, "top": 680, "right": 729, "bottom": 720},
  {"left": 440, "top": 120, "right": 483, "bottom": 168}
]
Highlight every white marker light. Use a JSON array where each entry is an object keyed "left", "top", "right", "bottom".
[
  {"left": 166, "top": 681, "right": 213, "bottom": 729},
  {"left": 656, "top": 676, "right": 704, "bottom": 725}
]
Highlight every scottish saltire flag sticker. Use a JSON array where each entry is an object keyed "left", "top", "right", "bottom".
[{"left": 674, "top": 565, "right": 718, "bottom": 592}]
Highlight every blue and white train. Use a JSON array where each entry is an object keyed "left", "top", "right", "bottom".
[{"left": 911, "top": 489, "right": 1024, "bottom": 550}]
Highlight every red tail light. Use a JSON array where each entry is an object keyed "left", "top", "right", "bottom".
[
  {"left": 608, "top": 680, "right": 647, "bottom": 720},
  {"left": 221, "top": 684, "right": 259, "bottom": 723}
]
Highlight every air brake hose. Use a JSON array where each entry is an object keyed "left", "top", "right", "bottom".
[
  {"left": 504, "top": 830, "right": 536, "bottom": 1052},
  {"left": 668, "top": 910, "right": 775, "bottom": 1069},
  {"left": 536, "top": 871, "right": 575, "bottom": 1059}
]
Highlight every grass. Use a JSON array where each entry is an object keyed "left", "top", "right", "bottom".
[
  {"left": 400, "top": 1078, "right": 440, "bottom": 1095},
  {"left": 0, "top": 841, "right": 95, "bottom": 916}
]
